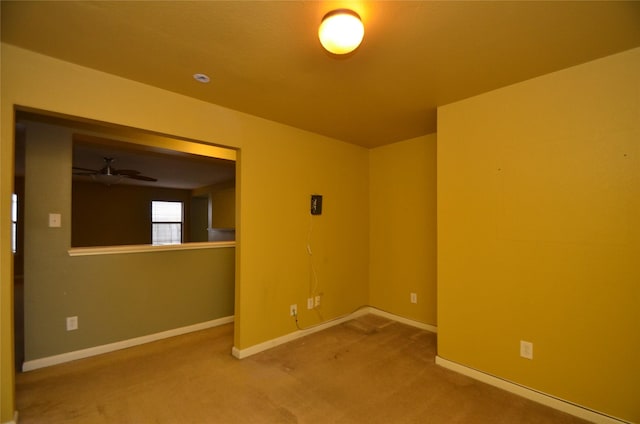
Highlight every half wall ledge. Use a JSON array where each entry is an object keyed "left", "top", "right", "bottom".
[{"left": 68, "top": 241, "right": 235, "bottom": 257}]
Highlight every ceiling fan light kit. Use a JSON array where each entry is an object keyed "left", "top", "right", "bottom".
[
  {"left": 318, "top": 9, "right": 364, "bottom": 55},
  {"left": 92, "top": 173, "right": 123, "bottom": 186}
]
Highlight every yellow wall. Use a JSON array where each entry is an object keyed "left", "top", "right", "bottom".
[
  {"left": 437, "top": 47, "right": 640, "bottom": 422},
  {"left": 0, "top": 44, "right": 369, "bottom": 420},
  {"left": 236, "top": 121, "right": 369, "bottom": 344},
  {"left": 369, "top": 134, "right": 437, "bottom": 325},
  {"left": 6, "top": 38, "right": 636, "bottom": 423}
]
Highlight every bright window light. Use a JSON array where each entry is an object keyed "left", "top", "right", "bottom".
[
  {"left": 11, "top": 194, "right": 18, "bottom": 253},
  {"left": 151, "top": 201, "right": 183, "bottom": 245}
]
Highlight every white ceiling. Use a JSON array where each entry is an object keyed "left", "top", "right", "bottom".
[{"left": 2, "top": 1, "right": 640, "bottom": 148}]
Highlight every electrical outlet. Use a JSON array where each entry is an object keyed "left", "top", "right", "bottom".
[
  {"left": 66, "top": 316, "right": 78, "bottom": 331},
  {"left": 307, "top": 297, "right": 314, "bottom": 310},
  {"left": 410, "top": 292, "right": 417, "bottom": 304},
  {"left": 315, "top": 295, "right": 321, "bottom": 307},
  {"left": 290, "top": 304, "right": 298, "bottom": 317},
  {"left": 520, "top": 340, "right": 533, "bottom": 359}
]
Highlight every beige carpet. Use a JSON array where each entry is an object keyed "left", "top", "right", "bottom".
[{"left": 16, "top": 315, "right": 590, "bottom": 423}]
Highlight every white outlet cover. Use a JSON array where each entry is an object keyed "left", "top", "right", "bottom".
[
  {"left": 520, "top": 340, "right": 533, "bottom": 359},
  {"left": 66, "top": 316, "right": 78, "bottom": 331},
  {"left": 410, "top": 293, "right": 417, "bottom": 304},
  {"left": 307, "top": 298, "right": 314, "bottom": 309}
]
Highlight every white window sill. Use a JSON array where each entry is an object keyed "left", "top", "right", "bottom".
[{"left": 68, "top": 241, "right": 235, "bottom": 257}]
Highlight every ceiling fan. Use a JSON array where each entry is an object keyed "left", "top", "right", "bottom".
[{"left": 73, "top": 157, "right": 158, "bottom": 185}]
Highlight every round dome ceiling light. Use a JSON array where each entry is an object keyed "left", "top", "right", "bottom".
[
  {"left": 318, "top": 9, "right": 364, "bottom": 55},
  {"left": 193, "top": 73, "right": 211, "bottom": 83}
]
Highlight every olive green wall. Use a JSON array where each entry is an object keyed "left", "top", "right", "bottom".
[
  {"left": 437, "top": 47, "right": 640, "bottom": 422},
  {"left": 23, "top": 121, "right": 235, "bottom": 360},
  {"left": 369, "top": 134, "right": 437, "bottom": 325}
]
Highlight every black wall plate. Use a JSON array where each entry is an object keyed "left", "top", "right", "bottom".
[{"left": 311, "top": 195, "right": 323, "bottom": 215}]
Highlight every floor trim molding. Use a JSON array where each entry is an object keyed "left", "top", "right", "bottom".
[
  {"left": 22, "top": 316, "right": 234, "bottom": 372},
  {"left": 1, "top": 410, "right": 18, "bottom": 424},
  {"left": 435, "top": 356, "right": 630, "bottom": 424},
  {"left": 1, "top": 411, "right": 18, "bottom": 424},
  {"left": 368, "top": 308, "right": 437, "bottom": 333},
  {"left": 232, "top": 306, "right": 436, "bottom": 359}
]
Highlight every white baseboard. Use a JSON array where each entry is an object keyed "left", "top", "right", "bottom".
[
  {"left": 232, "top": 308, "right": 370, "bottom": 359},
  {"left": 1, "top": 411, "right": 18, "bottom": 424},
  {"left": 367, "top": 308, "right": 437, "bottom": 333},
  {"left": 232, "top": 306, "right": 436, "bottom": 359},
  {"left": 435, "top": 356, "right": 630, "bottom": 424},
  {"left": 23, "top": 316, "right": 234, "bottom": 372}
]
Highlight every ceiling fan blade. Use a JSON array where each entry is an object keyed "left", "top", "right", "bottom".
[
  {"left": 114, "top": 169, "right": 141, "bottom": 176},
  {"left": 126, "top": 174, "right": 157, "bottom": 182},
  {"left": 73, "top": 157, "right": 157, "bottom": 183},
  {"left": 72, "top": 166, "right": 98, "bottom": 173}
]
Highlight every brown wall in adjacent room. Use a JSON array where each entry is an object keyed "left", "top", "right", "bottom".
[{"left": 72, "top": 181, "right": 192, "bottom": 247}]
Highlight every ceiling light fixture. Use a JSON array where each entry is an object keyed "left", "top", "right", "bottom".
[
  {"left": 92, "top": 173, "right": 123, "bottom": 186},
  {"left": 193, "top": 73, "right": 210, "bottom": 83},
  {"left": 318, "top": 9, "right": 364, "bottom": 55}
]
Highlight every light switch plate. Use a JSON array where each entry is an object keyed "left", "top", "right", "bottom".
[{"left": 49, "top": 213, "right": 62, "bottom": 228}]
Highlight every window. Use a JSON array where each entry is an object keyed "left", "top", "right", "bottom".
[
  {"left": 11, "top": 193, "right": 18, "bottom": 253},
  {"left": 151, "top": 201, "right": 183, "bottom": 245}
]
